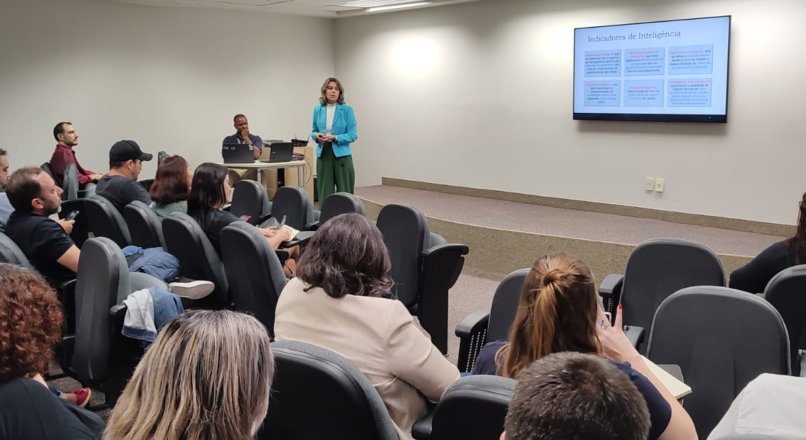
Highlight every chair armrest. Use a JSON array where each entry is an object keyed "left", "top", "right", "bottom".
[
  {"left": 599, "top": 274, "right": 624, "bottom": 299},
  {"left": 305, "top": 221, "right": 320, "bottom": 231},
  {"left": 110, "top": 304, "right": 127, "bottom": 318},
  {"left": 422, "top": 243, "right": 470, "bottom": 290},
  {"left": 624, "top": 325, "right": 645, "bottom": 349},
  {"left": 418, "top": 243, "right": 470, "bottom": 355},
  {"left": 455, "top": 308, "right": 491, "bottom": 373},
  {"left": 455, "top": 309, "right": 491, "bottom": 338},
  {"left": 274, "top": 249, "right": 289, "bottom": 265},
  {"left": 282, "top": 230, "right": 314, "bottom": 248},
  {"left": 412, "top": 410, "right": 434, "bottom": 440}
]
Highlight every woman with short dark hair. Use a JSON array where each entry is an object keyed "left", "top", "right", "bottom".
[
  {"left": 149, "top": 155, "right": 191, "bottom": 220},
  {"left": 187, "top": 163, "right": 298, "bottom": 277},
  {"left": 274, "top": 213, "right": 460, "bottom": 440}
]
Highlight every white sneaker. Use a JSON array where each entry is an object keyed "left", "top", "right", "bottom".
[{"left": 169, "top": 280, "right": 215, "bottom": 299}]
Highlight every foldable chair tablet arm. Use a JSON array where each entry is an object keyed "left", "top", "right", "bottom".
[
  {"left": 598, "top": 273, "right": 624, "bottom": 316},
  {"left": 418, "top": 243, "right": 469, "bottom": 355},
  {"left": 455, "top": 308, "right": 491, "bottom": 373}
]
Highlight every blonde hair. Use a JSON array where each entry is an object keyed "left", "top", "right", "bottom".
[
  {"left": 319, "top": 77, "right": 345, "bottom": 105},
  {"left": 498, "top": 253, "right": 601, "bottom": 379},
  {"left": 103, "top": 310, "right": 274, "bottom": 440}
]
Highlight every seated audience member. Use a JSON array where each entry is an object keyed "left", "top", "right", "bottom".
[
  {"left": 95, "top": 140, "right": 153, "bottom": 214},
  {"left": 187, "top": 163, "right": 298, "bottom": 277},
  {"left": 5, "top": 167, "right": 78, "bottom": 285},
  {"left": 274, "top": 213, "right": 460, "bottom": 440},
  {"left": 502, "top": 352, "right": 651, "bottom": 440},
  {"left": 103, "top": 310, "right": 273, "bottom": 440},
  {"left": 49, "top": 122, "right": 103, "bottom": 189},
  {"left": 472, "top": 253, "right": 696, "bottom": 440},
  {"left": 149, "top": 155, "right": 191, "bottom": 220},
  {"left": 0, "top": 264, "right": 104, "bottom": 440},
  {"left": 0, "top": 149, "right": 12, "bottom": 231},
  {"left": 730, "top": 192, "right": 806, "bottom": 293},
  {"left": 708, "top": 373, "right": 806, "bottom": 439},
  {"left": 223, "top": 114, "right": 263, "bottom": 186}
]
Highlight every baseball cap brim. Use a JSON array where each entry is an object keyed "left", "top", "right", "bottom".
[{"left": 139, "top": 152, "right": 153, "bottom": 161}]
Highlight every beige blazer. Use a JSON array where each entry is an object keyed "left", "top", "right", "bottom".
[{"left": 275, "top": 278, "right": 460, "bottom": 440}]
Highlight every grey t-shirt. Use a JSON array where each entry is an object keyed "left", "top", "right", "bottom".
[{"left": 95, "top": 175, "right": 152, "bottom": 215}]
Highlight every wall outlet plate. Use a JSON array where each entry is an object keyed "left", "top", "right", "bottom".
[
  {"left": 645, "top": 177, "right": 655, "bottom": 191},
  {"left": 655, "top": 178, "right": 665, "bottom": 193}
]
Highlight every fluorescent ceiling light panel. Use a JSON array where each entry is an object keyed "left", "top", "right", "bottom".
[
  {"left": 340, "top": 0, "right": 421, "bottom": 7},
  {"left": 366, "top": 2, "right": 430, "bottom": 11}
]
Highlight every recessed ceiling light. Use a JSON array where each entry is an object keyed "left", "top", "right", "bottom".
[{"left": 340, "top": 0, "right": 423, "bottom": 7}]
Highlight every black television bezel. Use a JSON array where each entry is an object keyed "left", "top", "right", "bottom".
[{"left": 572, "top": 15, "right": 731, "bottom": 124}]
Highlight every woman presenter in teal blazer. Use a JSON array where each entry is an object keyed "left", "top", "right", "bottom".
[{"left": 312, "top": 77, "right": 358, "bottom": 203}]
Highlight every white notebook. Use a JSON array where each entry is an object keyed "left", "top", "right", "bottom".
[{"left": 641, "top": 356, "right": 692, "bottom": 399}]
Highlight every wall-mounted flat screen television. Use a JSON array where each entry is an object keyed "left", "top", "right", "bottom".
[{"left": 573, "top": 16, "right": 731, "bottom": 123}]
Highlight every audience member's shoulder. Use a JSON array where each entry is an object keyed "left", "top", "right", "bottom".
[{"left": 7, "top": 211, "right": 58, "bottom": 230}]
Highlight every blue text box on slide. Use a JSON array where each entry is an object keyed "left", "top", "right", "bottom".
[
  {"left": 584, "top": 50, "right": 622, "bottom": 77},
  {"left": 668, "top": 79, "right": 712, "bottom": 107},
  {"left": 584, "top": 81, "right": 621, "bottom": 107},
  {"left": 668, "top": 44, "right": 714, "bottom": 75},
  {"left": 624, "top": 47, "right": 665, "bottom": 76},
  {"left": 624, "top": 80, "right": 664, "bottom": 107}
]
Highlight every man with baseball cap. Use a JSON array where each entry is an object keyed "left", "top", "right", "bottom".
[{"left": 94, "top": 140, "right": 153, "bottom": 214}]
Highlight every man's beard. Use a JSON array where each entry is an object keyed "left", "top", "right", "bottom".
[{"left": 43, "top": 199, "right": 61, "bottom": 217}]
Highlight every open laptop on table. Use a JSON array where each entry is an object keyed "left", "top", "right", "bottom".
[
  {"left": 262, "top": 142, "right": 294, "bottom": 163},
  {"left": 222, "top": 143, "right": 255, "bottom": 164}
]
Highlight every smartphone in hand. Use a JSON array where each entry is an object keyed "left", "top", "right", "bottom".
[{"left": 65, "top": 210, "right": 79, "bottom": 221}]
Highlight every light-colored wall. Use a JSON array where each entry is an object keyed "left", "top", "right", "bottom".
[
  {"left": 335, "top": 0, "right": 804, "bottom": 225},
  {"left": 0, "top": 0, "right": 333, "bottom": 179}
]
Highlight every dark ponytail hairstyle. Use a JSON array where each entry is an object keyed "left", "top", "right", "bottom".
[{"left": 790, "top": 193, "right": 806, "bottom": 264}]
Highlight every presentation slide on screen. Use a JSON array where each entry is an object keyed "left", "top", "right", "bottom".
[{"left": 573, "top": 16, "right": 730, "bottom": 116}]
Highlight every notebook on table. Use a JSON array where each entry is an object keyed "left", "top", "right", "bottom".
[{"left": 641, "top": 356, "right": 692, "bottom": 399}]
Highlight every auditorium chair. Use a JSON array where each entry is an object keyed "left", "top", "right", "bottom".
[
  {"left": 271, "top": 186, "right": 319, "bottom": 231},
  {"left": 41, "top": 162, "right": 54, "bottom": 180},
  {"left": 220, "top": 222, "right": 287, "bottom": 337},
  {"left": 230, "top": 179, "right": 272, "bottom": 226},
  {"left": 413, "top": 375, "right": 515, "bottom": 440},
  {"left": 260, "top": 341, "right": 398, "bottom": 440},
  {"left": 84, "top": 194, "right": 133, "bottom": 248},
  {"left": 319, "top": 192, "right": 366, "bottom": 225},
  {"left": 162, "top": 212, "right": 229, "bottom": 309},
  {"left": 764, "top": 265, "right": 806, "bottom": 376},
  {"left": 0, "top": 232, "right": 32, "bottom": 268},
  {"left": 69, "top": 237, "right": 168, "bottom": 407},
  {"left": 376, "top": 204, "right": 469, "bottom": 355},
  {"left": 124, "top": 200, "right": 166, "bottom": 249},
  {"left": 599, "top": 238, "right": 725, "bottom": 352},
  {"left": 61, "top": 164, "right": 95, "bottom": 201},
  {"left": 646, "top": 286, "right": 790, "bottom": 439},
  {"left": 455, "top": 268, "right": 529, "bottom": 373}
]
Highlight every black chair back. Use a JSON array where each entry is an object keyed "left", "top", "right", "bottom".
[
  {"left": 622, "top": 238, "right": 725, "bottom": 348},
  {"left": 61, "top": 164, "right": 80, "bottom": 201},
  {"left": 220, "top": 222, "right": 286, "bottom": 336},
  {"left": 71, "top": 238, "right": 142, "bottom": 405},
  {"left": 646, "top": 286, "right": 790, "bottom": 439},
  {"left": 84, "top": 195, "right": 132, "bottom": 248},
  {"left": 163, "top": 212, "right": 229, "bottom": 308},
  {"left": 487, "top": 268, "right": 530, "bottom": 342},
  {"left": 261, "top": 341, "right": 398, "bottom": 440},
  {"left": 320, "top": 192, "right": 366, "bottom": 225},
  {"left": 764, "top": 264, "right": 806, "bottom": 375},
  {"left": 376, "top": 204, "right": 428, "bottom": 309},
  {"left": 429, "top": 375, "right": 515, "bottom": 440},
  {"left": 41, "top": 162, "right": 54, "bottom": 180},
  {"left": 0, "top": 232, "right": 31, "bottom": 267},
  {"left": 124, "top": 201, "right": 166, "bottom": 249},
  {"left": 230, "top": 180, "right": 271, "bottom": 226},
  {"left": 272, "top": 186, "right": 311, "bottom": 230}
]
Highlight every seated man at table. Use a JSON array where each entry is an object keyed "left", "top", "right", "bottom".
[
  {"left": 223, "top": 114, "right": 263, "bottom": 186},
  {"left": 95, "top": 140, "right": 153, "bottom": 214}
]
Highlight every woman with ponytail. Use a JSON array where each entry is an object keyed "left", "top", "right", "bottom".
[
  {"left": 472, "top": 253, "right": 697, "bottom": 440},
  {"left": 730, "top": 193, "right": 806, "bottom": 293}
]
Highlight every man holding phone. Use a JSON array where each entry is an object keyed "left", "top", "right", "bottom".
[{"left": 223, "top": 114, "right": 263, "bottom": 186}]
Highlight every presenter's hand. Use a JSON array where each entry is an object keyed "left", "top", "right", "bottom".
[
  {"left": 323, "top": 135, "right": 337, "bottom": 142},
  {"left": 315, "top": 133, "right": 326, "bottom": 143}
]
